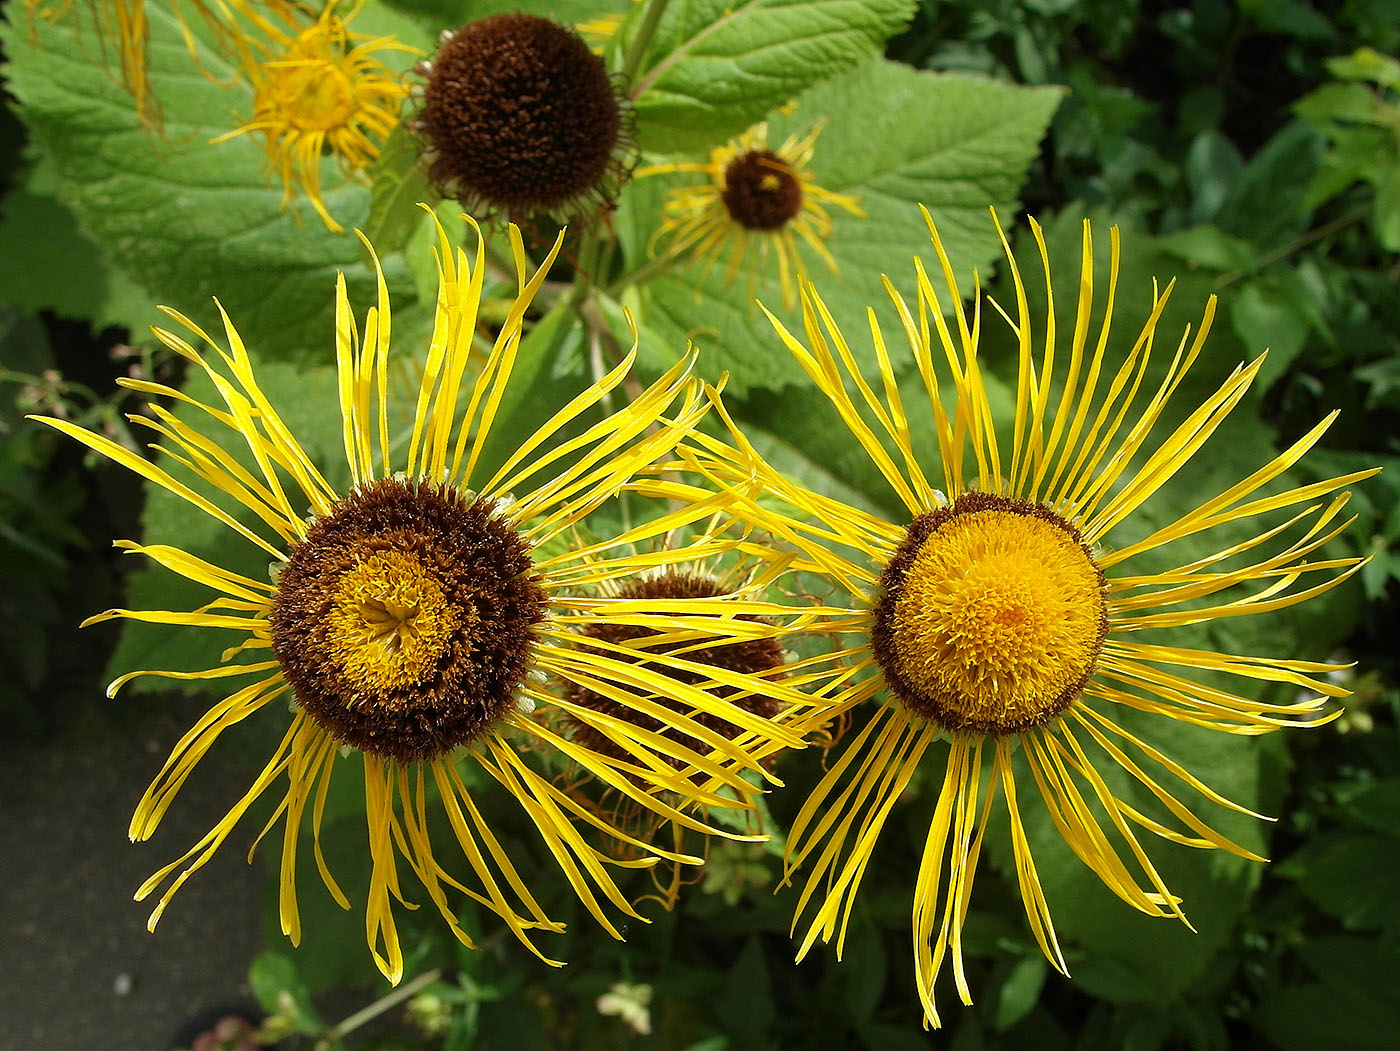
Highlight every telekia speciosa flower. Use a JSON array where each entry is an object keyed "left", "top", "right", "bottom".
[
  {"left": 33, "top": 209, "right": 807, "bottom": 982},
  {"left": 640, "top": 121, "right": 864, "bottom": 310},
  {"left": 681, "top": 207, "right": 1377, "bottom": 1027}
]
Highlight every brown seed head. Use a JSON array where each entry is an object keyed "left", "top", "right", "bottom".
[{"left": 420, "top": 13, "right": 624, "bottom": 215}]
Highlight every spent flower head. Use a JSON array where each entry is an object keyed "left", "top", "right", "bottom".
[{"left": 415, "top": 12, "right": 635, "bottom": 222}]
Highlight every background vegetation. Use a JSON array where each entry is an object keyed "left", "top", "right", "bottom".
[{"left": 2, "top": 0, "right": 1397, "bottom": 1048}]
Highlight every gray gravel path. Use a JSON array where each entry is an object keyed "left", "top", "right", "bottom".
[{"left": 1, "top": 696, "right": 265, "bottom": 1051}]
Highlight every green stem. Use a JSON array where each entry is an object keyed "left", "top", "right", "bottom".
[
  {"left": 620, "top": 0, "right": 672, "bottom": 88},
  {"left": 1214, "top": 207, "right": 1369, "bottom": 288},
  {"left": 567, "top": 225, "right": 609, "bottom": 311},
  {"left": 326, "top": 967, "right": 441, "bottom": 1040},
  {"left": 607, "top": 250, "right": 677, "bottom": 298}
]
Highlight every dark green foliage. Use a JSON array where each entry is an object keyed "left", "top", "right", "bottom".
[{"left": 4, "top": 0, "right": 1397, "bottom": 1047}]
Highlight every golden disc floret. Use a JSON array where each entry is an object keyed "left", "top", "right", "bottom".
[
  {"left": 270, "top": 477, "right": 546, "bottom": 762},
  {"left": 872, "top": 492, "right": 1107, "bottom": 733}
]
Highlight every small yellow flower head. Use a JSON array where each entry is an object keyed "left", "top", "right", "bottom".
[
  {"left": 574, "top": 12, "right": 625, "bottom": 53},
  {"left": 415, "top": 13, "right": 635, "bottom": 221},
  {"left": 216, "top": 0, "right": 413, "bottom": 232},
  {"left": 574, "top": 0, "right": 642, "bottom": 54},
  {"left": 642, "top": 122, "right": 865, "bottom": 309}
]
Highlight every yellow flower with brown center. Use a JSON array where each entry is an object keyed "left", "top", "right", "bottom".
[
  {"left": 552, "top": 552, "right": 847, "bottom": 907},
  {"left": 32, "top": 208, "right": 813, "bottom": 982},
  {"left": 682, "top": 208, "right": 1377, "bottom": 1027},
  {"left": 214, "top": 0, "right": 413, "bottom": 232},
  {"left": 560, "top": 567, "right": 786, "bottom": 770},
  {"left": 640, "top": 121, "right": 865, "bottom": 310}
]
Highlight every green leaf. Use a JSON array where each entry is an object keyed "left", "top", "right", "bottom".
[
  {"left": 841, "top": 912, "right": 888, "bottom": 1025},
  {"left": 988, "top": 704, "right": 1276, "bottom": 1007},
  {"left": 632, "top": 0, "right": 916, "bottom": 154},
  {"left": 1242, "top": 0, "right": 1337, "bottom": 41},
  {"left": 859, "top": 1022, "right": 942, "bottom": 1051},
  {"left": 680, "top": 1038, "right": 730, "bottom": 1051},
  {"left": 475, "top": 983, "right": 552, "bottom": 1051},
  {"left": 1370, "top": 164, "right": 1400, "bottom": 251},
  {"left": 2, "top": 6, "right": 427, "bottom": 362},
  {"left": 1214, "top": 120, "right": 1324, "bottom": 249},
  {"left": 443, "top": 1006, "right": 478, "bottom": 1051},
  {"left": 1184, "top": 130, "right": 1244, "bottom": 224},
  {"left": 1280, "top": 832, "right": 1400, "bottom": 931},
  {"left": 1333, "top": 777, "right": 1400, "bottom": 836},
  {"left": 718, "top": 938, "right": 775, "bottom": 1046},
  {"left": 1326, "top": 46, "right": 1400, "bottom": 89},
  {"left": 1253, "top": 936, "right": 1400, "bottom": 1051},
  {"left": 0, "top": 178, "right": 154, "bottom": 331},
  {"left": 1228, "top": 279, "right": 1311, "bottom": 389},
  {"left": 1155, "top": 226, "right": 1259, "bottom": 273},
  {"left": 1293, "top": 82, "right": 1380, "bottom": 129},
  {"left": 248, "top": 950, "right": 324, "bottom": 1033},
  {"left": 624, "top": 59, "right": 1062, "bottom": 394},
  {"left": 993, "top": 955, "right": 1048, "bottom": 1032},
  {"left": 364, "top": 122, "right": 437, "bottom": 253}
]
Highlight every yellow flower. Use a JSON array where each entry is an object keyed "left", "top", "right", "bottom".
[
  {"left": 682, "top": 208, "right": 1376, "bottom": 1027},
  {"left": 549, "top": 548, "right": 847, "bottom": 907},
  {"left": 575, "top": 13, "right": 622, "bottom": 53},
  {"left": 33, "top": 208, "right": 811, "bottom": 983},
  {"left": 640, "top": 121, "right": 865, "bottom": 310},
  {"left": 214, "top": 0, "right": 413, "bottom": 232},
  {"left": 24, "top": 0, "right": 265, "bottom": 128},
  {"left": 573, "top": 0, "right": 644, "bottom": 54}
]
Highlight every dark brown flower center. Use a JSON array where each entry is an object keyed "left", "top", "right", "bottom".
[
  {"left": 420, "top": 13, "right": 623, "bottom": 214},
  {"left": 721, "top": 150, "right": 803, "bottom": 230},
  {"left": 562, "top": 570, "right": 785, "bottom": 768},
  {"left": 269, "top": 478, "right": 546, "bottom": 762}
]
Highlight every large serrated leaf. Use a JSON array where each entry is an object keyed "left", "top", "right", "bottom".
[
  {"left": 363, "top": 121, "right": 437, "bottom": 252},
  {"left": 2, "top": 5, "right": 428, "bottom": 362},
  {"left": 383, "top": 0, "right": 634, "bottom": 26},
  {"left": 1009, "top": 715, "right": 1274, "bottom": 1007},
  {"left": 620, "top": 59, "right": 1062, "bottom": 394},
  {"left": 0, "top": 176, "right": 154, "bottom": 331},
  {"left": 631, "top": 0, "right": 916, "bottom": 155}
]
